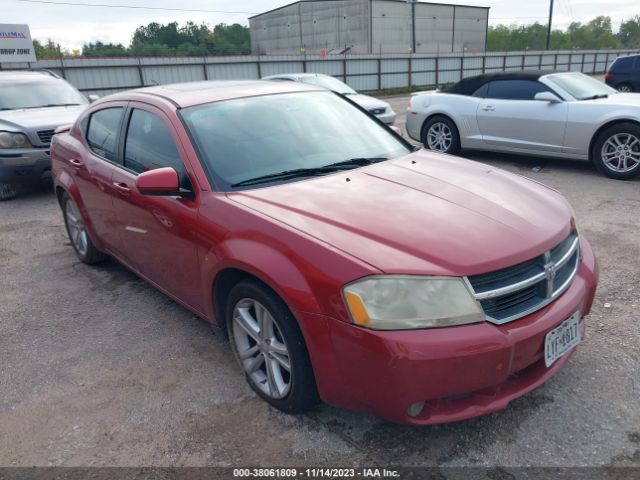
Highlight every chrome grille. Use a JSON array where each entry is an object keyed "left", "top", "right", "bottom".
[
  {"left": 467, "top": 233, "right": 580, "bottom": 324},
  {"left": 37, "top": 129, "right": 55, "bottom": 145}
]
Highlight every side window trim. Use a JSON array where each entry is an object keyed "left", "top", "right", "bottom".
[
  {"left": 84, "top": 104, "right": 127, "bottom": 165},
  {"left": 484, "top": 80, "right": 560, "bottom": 101}
]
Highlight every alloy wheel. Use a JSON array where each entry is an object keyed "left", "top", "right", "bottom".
[
  {"left": 618, "top": 85, "right": 632, "bottom": 93},
  {"left": 427, "top": 122, "right": 453, "bottom": 152},
  {"left": 231, "top": 298, "right": 292, "bottom": 400},
  {"left": 65, "top": 199, "right": 89, "bottom": 257},
  {"left": 601, "top": 133, "right": 640, "bottom": 173}
]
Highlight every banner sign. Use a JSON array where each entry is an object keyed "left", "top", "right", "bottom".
[{"left": 0, "top": 24, "right": 37, "bottom": 62}]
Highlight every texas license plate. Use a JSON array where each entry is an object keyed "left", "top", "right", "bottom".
[{"left": 544, "top": 311, "right": 581, "bottom": 367}]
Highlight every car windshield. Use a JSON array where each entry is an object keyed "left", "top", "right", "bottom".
[
  {"left": 181, "top": 91, "right": 409, "bottom": 191},
  {"left": 299, "top": 75, "right": 357, "bottom": 95},
  {"left": 0, "top": 80, "right": 87, "bottom": 110},
  {"left": 546, "top": 73, "right": 618, "bottom": 100}
]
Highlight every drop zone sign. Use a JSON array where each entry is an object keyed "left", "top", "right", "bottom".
[{"left": 0, "top": 24, "right": 37, "bottom": 62}]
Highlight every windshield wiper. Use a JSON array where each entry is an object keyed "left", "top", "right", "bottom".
[
  {"left": 582, "top": 94, "right": 608, "bottom": 100},
  {"left": 231, "top": 157, "right": 388, "bottom": 188}
]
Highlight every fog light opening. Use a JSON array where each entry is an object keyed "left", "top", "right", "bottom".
[{"left": 407, "top": 401, "right": 425, "bottom": 418}]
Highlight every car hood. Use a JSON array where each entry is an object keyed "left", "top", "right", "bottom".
[
  {"left": 0, "top": 105, "right": 86, "bottom": 131},
  {"left": 228, "top": 151, "right": 573, "bottom": 276},
  {"left": 346, "top": 93, "right": 391, "bottom": 111},
  {"left": 582, "top": 93, "right": 640, "bottom": 107}
]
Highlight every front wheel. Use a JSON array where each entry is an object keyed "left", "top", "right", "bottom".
[
  {"left": 592, "top": 123, "right": 640, "bottom": 180},
  {"left": 421, "top": 115, "right": 461, "bottom": 155},
  {"left": 226, "top": 280, "right": 319, "bottom": 414}
]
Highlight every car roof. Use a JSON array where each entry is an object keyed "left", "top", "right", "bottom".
[
  {"left": 105, "top": 80, "right": 326, "bottom": 108},
  {"left": 444, "top": 70, "right": 558, "bottom": 96}
]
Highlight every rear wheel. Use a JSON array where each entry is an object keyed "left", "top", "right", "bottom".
[
  {"left": 617, "top": 83, "right": 633, "bottom": 93},
  {"left": 592, "top": 123, "right": 640, "bottom": 180},
  {"left": 421, "top": 115, "right": 461, "bottom": 155},
  {"left": 61, "top": 193, "right": 107, "bottom": 264},
  {"left": 0, "top": 183, "right": 17, "bottom": 201},
  {"left": 226, "top": 280, "right": 319, "bottom": 414}
]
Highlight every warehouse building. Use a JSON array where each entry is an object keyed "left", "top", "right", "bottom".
[{"left": 249, "top": 0, "right": 490, "bottom": 55}]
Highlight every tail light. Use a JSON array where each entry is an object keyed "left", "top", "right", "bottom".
[{"left": 604, "top": 72, "right": 614, "bottom": 81}]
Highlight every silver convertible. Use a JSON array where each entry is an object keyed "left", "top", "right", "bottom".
[{"left": 405, "top": 71, "right": 640, "bottom": 180}]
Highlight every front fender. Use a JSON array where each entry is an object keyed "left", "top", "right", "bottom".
[{"left": 202, "top": 237, "right": 322, "bottom": 324}]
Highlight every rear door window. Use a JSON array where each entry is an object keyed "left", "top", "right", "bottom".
[
  {"left": 86, "top": 108, "right": 124, "bottom": 162},
  {"left": 485, "top": 80, "right": 552, "bottom": 101}
]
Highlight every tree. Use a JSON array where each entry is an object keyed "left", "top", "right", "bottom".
[
  {"left": 33, "top": 39, "right": 65, "bottom": 59},
  {"left": 618, "top": 16, "right": 640, "bottom": 48},
  {"left": 82, "top": 41, "right": 128, "bottom": 57},
  {"left": 487, "top": 16, "right": 624, "bottom": 51}
]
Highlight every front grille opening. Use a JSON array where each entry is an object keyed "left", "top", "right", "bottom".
[
  {"left": 37, "top": 129, "right": 55, "bottom": 145},
  {"left": 470, "top": 256, "right": 544, "bottom": 294},
  {"left": 480, "top": 282, "right": 546, "bottom": 321},
  {"left": 468, "top": 232, "right": 579, "bottom": 324}
]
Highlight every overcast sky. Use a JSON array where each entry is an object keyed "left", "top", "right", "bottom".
[{"left": 3, "top": 0, "right": 639, "bottom": 51}]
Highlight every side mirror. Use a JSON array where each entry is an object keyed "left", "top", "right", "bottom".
[
  {"left": 87, "top": 94, "right": 100, "bottom": 103},
  {"left": 136, "top": 167, "right": 180, "bottom": 196},
  {"left": 389, "top": 125, "right": 404, "bottom": 137},
  {"left": 534, "top": 91, "right": 562, "bottom": 103}
]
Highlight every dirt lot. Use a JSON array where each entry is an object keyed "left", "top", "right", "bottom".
[{"left": 1, "top": 96, "right": 639, "bottom": 470}]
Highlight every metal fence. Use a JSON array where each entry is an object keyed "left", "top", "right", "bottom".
[{"left": 1, "top": 49, "right": 639, "bottom": 97}]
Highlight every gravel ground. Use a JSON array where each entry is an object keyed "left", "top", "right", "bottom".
[{"left": 1, "top": 96, "right": 639, "bottom": 470}]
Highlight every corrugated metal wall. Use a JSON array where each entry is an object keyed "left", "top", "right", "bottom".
[
  {"left": 250, "top": 0, "right": 489, "bottom": 55},
  {"left": 250, "top": 0, "right": 370, "bottom": 55},
  {"left": 2, "top": 49, "right": 636, "bottom": 97}
]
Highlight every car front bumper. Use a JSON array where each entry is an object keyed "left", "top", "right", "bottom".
[
  {"left": 0, "top": 148, "right": 51, "bottom": 185},
  {"left": 300, "top": 238, "right": 598, "bottom": 425}
]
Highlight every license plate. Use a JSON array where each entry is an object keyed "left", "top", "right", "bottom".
[{"left": 544, "top": 311, "right": 581, "bottom": 367}]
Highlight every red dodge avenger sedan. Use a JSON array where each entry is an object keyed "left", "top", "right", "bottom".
[{"left": 51, "top": 80, "right": 598, "bottom": 424}]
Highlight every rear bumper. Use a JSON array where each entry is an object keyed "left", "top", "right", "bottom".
[
  {"left": 301, "top": 238, "right": 598, "bottom": 425},
  {"left": 0, "top": 148, "right": 51, "bottom": 185}
]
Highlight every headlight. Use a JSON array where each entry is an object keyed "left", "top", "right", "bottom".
[
  {"left": 342, "top": 275, "right": 484, "bottom": 330},
  {"left": 0, "top": 131, "right": 32, "bottom": 149}
]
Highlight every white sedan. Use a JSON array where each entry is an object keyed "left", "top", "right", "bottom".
[
  {"left": 406, "top": 71, "right": 640, "bottom": 180},
  {"left": 263, "top": 73, "right": 397, "bottom": 125}
]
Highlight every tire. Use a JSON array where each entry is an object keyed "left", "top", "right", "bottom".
[
  {"left": 592, "top": 123, "right": 640, "bottom": 180},
  {"left": 61, "top": 192, "right": 107, "bottom": 264},
  {"left": 421, "top": 115, "right": 461, "bottom": 155},
  {"left": 0, "top": 184, "right": 17, "bottom": 201},
  {"left": 617, "top": 84, "right": 633, "bottom": 93},
  {"left": 226, "top": 280, "right": 319, "bottom": 414}
]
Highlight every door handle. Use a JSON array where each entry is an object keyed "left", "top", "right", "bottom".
[
  {"left": 481, "top": 106, "right": 495, "bottom": 112},
  {"left": 112, "top": 182, "right": 131, "bottom": 196},
  {"left": 68, "top": 158, "right": 83, "bottom": 168}
]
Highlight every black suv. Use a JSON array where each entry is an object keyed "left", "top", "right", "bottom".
[{"left": 605, "top": 54, "right": 640, "bottom": 92}]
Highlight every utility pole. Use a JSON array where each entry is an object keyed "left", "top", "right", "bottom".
[{"left": 545, "top": 0, "right": 554, "bottom": 50}]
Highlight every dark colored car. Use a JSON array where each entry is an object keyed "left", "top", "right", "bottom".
[
  {"left": 51, "top": 80, "right": 598, "bottom": 425},
  {"left": 605, "top": 54, "right": 640, "bottom": 92}
]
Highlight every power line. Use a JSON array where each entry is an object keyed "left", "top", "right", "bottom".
[
  {"left": 10, "top": 0, "right": 256, "bottom": 14},
  {"left": 9, "top": 0, "right": 554, "bottom": 21}
]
